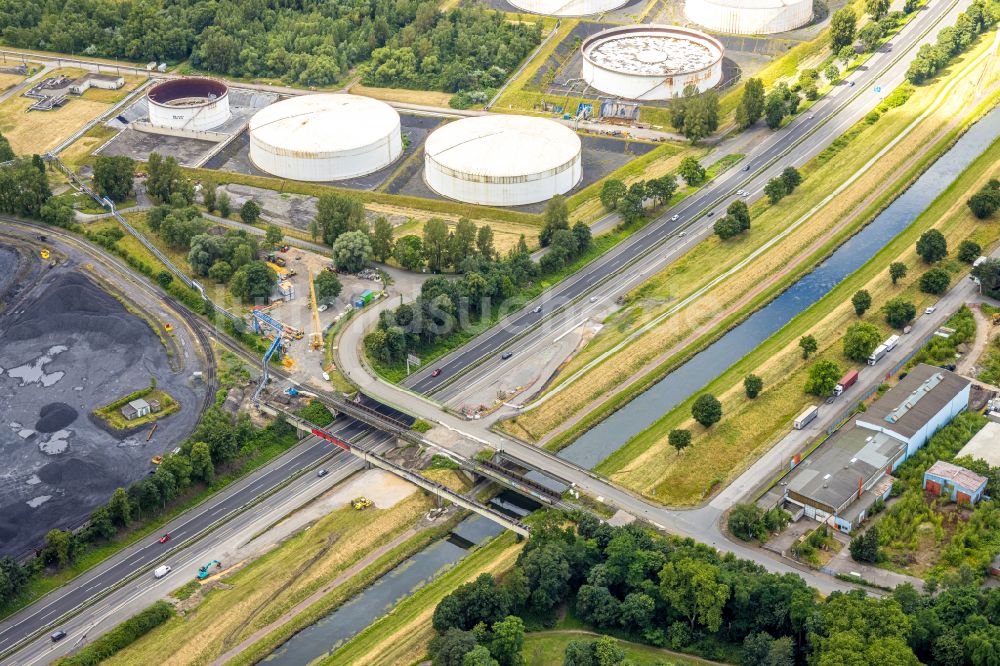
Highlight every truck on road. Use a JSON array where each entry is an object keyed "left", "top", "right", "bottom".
[
  {"left": 794, "top": 405, "right": 819, "bottom": 429},
  {"left": 354, "top": 289, "right": 376, "bottom": 308},
  {"left": 834, "top": 369, "right": 859, "bottom": 396},
  {"left": 867, "top": 344, "right": 888, "bottom": 366},
  {"left": 884, "top": 334, "right": 900, "bottom": 352}
]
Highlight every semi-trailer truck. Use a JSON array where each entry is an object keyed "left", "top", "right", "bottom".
[
  {"left": 867, "top": 344, "right": 888, "bottom": 366},
  {"left": 884, "top": 335, "right": 900, "bottom": 352},
  {"left": 794, "top": 405, "right": 819, "bottom": 429},
  {"left": 834, "top": 369, "right": 859, "bottom": 396}
]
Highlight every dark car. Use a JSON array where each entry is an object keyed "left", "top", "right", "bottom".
[
  {"left": 501, "top": 352, "right": 513, "bottom": 360},
  {"left": 431, "top": 368, "right": 442, "bottom": 377},
  {"left": 51, "top": 630, "right": 66, "bottom": 642}
]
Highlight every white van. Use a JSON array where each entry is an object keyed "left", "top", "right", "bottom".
[{"left": 154, "top": 565, "right": 171, "bottom": 579}]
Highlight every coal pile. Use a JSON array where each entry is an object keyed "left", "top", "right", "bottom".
[{"left": 35, "top": 402, "right": 78, "bottom": 433}]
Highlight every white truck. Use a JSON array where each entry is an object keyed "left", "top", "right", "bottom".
[
  {"left": 868, "top": 344, "right": 888, "bottom": 366},
  {"left": 154, "top": 565, "right": 171, "bottom": 579}
]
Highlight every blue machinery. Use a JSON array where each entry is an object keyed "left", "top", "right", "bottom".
[{"left": 251, "top": 310, "right": 286, "bottom": 404}]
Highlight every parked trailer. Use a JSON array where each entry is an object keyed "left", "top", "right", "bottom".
[
  {"left": 794, "top": 405, "right": 819, "bottom": 430},
  {"left": 884, "top": 335, "right": 900, "bottom": 352},
  {"left": 867, "top": 344, "right": 888, "bottom": 366},
  {"left": 834, "top": 369, "right": 859, "bottom": 396}
]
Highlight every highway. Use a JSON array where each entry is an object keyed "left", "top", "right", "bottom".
[{"left": 405, "top": 0, "right": 970, "bottom": 405}]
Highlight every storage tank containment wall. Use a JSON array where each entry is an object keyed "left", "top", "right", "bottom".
[
  {"left": 508, "top": 0, "right": 628, "bottom": 16},
  {"left": 684, "top": 0, "right": 814, "bottom": 35},
  {"left": 147, "top": 78, "right": 231, "bottom": 131},
  {"left": 424, "top": 115, "right": 582, "bottom": 207},
  {"left": 581, "top": 25, "right": 724, "bottom": 100},
  {"left": 248, "top": 94, "right": 403, "bottom": 182}
]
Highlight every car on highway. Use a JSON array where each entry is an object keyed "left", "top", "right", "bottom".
[
  {"left": 158, "top": 533, "right": 171, "bottom": 544},
  {"left": 51, "top": 630, "right": 66, "bottom": 642},
  {"left": 925, "top": 306, "right": 936, "bottom": 315},
  {"left": 317, "top": 468, "right": 328, "bottom": 477},
  {"left": 533, "top": 306, "right": 542, "bottom": 314},
  {"left": 743, "top": 165, "right": 750, "bottom": 171},
  {"left": 501, "top": 352, "right": 513, "bottom": 360},
  {"left": 849, "top": 81, "right": 856, "bottom": 86},
  {"left": 154, "top": 565, "right": 171, "bottom": 579},
  {"left": 589, "top": 296, "right": 598, "bottom": 303},
  {"left": 431, "top": 368, "right": 442, "bottom": 377},
  {"left": 670, "top": 214, "right": 679, "bottom": 222}
]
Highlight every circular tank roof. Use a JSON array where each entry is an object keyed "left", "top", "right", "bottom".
[
  {"left": 148, "top": 77, "right": 228, "bottom": 106},
  {"left": 425, "top": 115, "right": 581, "bottom": 180},
  {"left": 249, "top": 94, "right": 401, "bottom": 158},
  {"left": 582, "top": 25, "right": 723, "bottom": 77}
]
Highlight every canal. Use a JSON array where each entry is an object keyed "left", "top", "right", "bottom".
[{"left": 558, "top": 105, "right": 1000, "bottom": 469}]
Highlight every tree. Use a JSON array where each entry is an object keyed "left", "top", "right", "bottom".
[
  {"left": 736, "top": 77, "right": 766, "bottom": 129},
  {"left": 156, "top": 271, "right": 174, "bottom": 289},
  {"left": 432, "top": 628, "right": 479, "bottom": 666},
  {"left": 315, "top": 192, "right": 365, "bottom": 246},
  {"left": 765, "top": 89, "right": 787, "bottom": 130},
  {"left": 805, "top": 359, "right": 842, "bottom": 396},
  {"left": 967, "top": 187, "right": 1000, "bottom": 218},
  {"left": 489, "top": 615, "right": 525, "bottom": 666},
  {"left": 315, "top": 271, "right": 343, "bottom": 304},
  {"left": 646, "top": 175, "right": 677, "bottom": 206},
  {"left": 679, "top": 157, "right": 706, "bottom": 185},
  {"left": 572, "top": 222, "right": 592, "bottom": 254},
  {"left": 576, "top": 585, "right": 621, "bottom": 628},
  {"left": 263, "top": 223, "right": 282, "bottom": 248},
  {"left": 190, "top": 441, "right": 214, "bottom": 483},
  {"left": 146, "top": 152, "right": 192, "bottom": 204},
  {"left": 202, "top": 180, "right": 217, "bottom": 212},
  {"left": 93, "top": 155, "right": 135, "bottom": 202},
  {"left": 519, "top": 542, "right": 571, "bottom": 612},
  {"left": 0, "top": 132, "right": 13, "bottom": 161},
  {"left": 230, "top": 261, "right": 277, "bottom": 302},
  {"left": 799, "top": 334, "right": 818, "bottom": 358},
  {"left": 619, "top": 592, "right": 655, "bottom": 632},
  {"left": 825, "top": 63, "right": 841, "bottom": 83},
  {"left": 600, "top": 179, "right": 627, "bottom": 210},
  {"left": 669, "top": 428, "right": 691, "bottom": 455},
  {"left": 540, "top": 195, "right": 569, "bottom": 247},
  {"left": 889, "top": 261, "right": 908, "bottom": 284},
  {"left": 42, "top": 529, "right": 73, "bottom": 568},
  {"left": 714, "top": 215, "right": 743, "bottom": 240},
  {"left": 476, "top": 225, "right": 495, "bottom": 259},
  {"left": 463, "top": 646, "right": 499, "bottom": 666},
  {"left": 860, "top": 22, "right": 883, "bottom": 52},
  {"left": 217, "top": 191, "right": 231, "bottom": 218},
  {"left": 768, "top": 636, "right": 795, "bottom": 666},
  {"left": 187, "top": 233, "right": 226, "bottom": 276},
  {"left": 849, "top": 525, "right": 880, "bottom": 562},
  {"left": 394, "top": 234, "right": 424, "bottom": 271},
  {"left": 852, "top": 289, "right": 872, "bottom": 316},
  {"left": 208, "top": 260, "right": 232, "bottom": 283},
  {"left": 919, "top": 267, "right": 951, "bottom": 294},
  {"left": 764, "top": 177, "right": 787, "bottom": 203},
  {"left": 108, "top": 487, "right": 132, "bottom": 528},
  {"left": 839, "top": 44, "right": 857, "bottom": 65},
  {"left": 843, "top": 322, "right": 882, "bottom": 361},
  {"left": 728, "top": 503, "right": 766, "bottom": 541},
  {"left": 916, "top": 229, "right": 948, "bottom": 263},
  {"left": 883, "top": 297, "right": 916, "bottom": 328},
  {"left": 692, "top": 394, "right": 722, "bottom": 428},
  {"left": 728, "top": 200, "right": 751, "bottom": 231},
  {"left": 371, "top": 216, "right": 395, "bottom": 262},
  {"left": 974, "top": 258, "right": 1000, "bottom": 298},
  {"left": 958, "top": 239, "right": 982, "bottom": 263},
  {"left": 658, "top": 558, "right": 730, "bottom": 632},
  {"left": 866, "top": 0, "right": 890, "bottom": 20},
  {"left": 618, "top": 192, "right": 645, "bottom": 225},
  {"left": 678, "top": 88, "right": 720, "bottom": 141},
  {"left": 742, "top": 632, "right": 775, "bottom": 666},
  {"left": 450, "top": 218, "right": 477, "bottom": 266},
  {"left": 831, "top": 7, "right": 858, "bottom": 51},
  {"left": 433, "top": 573, "right": 510, "bottom": 631},
  {"left": 239, "top": 200, "right": 262, "bottom": 226},
  {"left": 424, "top": 218, "right": 451, "bottom": 272},
  {"left": 332, "top": 230, "right": 372, "bottom": 273},
  {"left": 780, "top": 167, "right": 801, "bottom": 192},
  {"left": 744, "top": 373, "right": 763, "bottom": 398}
]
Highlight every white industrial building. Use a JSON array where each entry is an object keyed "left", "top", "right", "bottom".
[
  {"left": 685, "top": 0, "right": 813, "bottom": 35},
  {"left": 581, "top": 25, "right": 724, "bottom": 100},
  {"left": 147, "top": 77, "right": 231, "bottom": 131},
  {"left": 508, "top": 0, "right": 628, "bottom": 16},
  {"left": 248, "top": 94, "right": 403, "bottom": 182},
  {"left": 423, "top": 115, "right": 582, "bottom": 207}
]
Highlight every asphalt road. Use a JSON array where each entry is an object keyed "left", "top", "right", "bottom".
[{"left": 406, "top": 0, "right": 969, "bottom": 402}]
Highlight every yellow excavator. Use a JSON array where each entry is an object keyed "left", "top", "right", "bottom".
[{"left": 352, "top": 497, "right": 373, "bottom": 510}]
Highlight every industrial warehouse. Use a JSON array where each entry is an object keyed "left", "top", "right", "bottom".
[{"left": 779, "top": 365, "right": 972, "bottom": 533}]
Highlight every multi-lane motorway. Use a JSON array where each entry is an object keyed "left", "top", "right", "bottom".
[{"left": 405, "top": 0, "right": 970, "bottom": 405}]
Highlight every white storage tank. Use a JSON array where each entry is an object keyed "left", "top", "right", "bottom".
[
  {"left": 424, "top": 115, "right": 582, "bottom": 207},
  {"left": 147, "top": 77, "right": 230, "bottom": 131},
  {"left": 508, "top": 0, "right": 628, "bottom": 16},
  {"left": 248, "top": 94, "right": 403, "bottom": 182},
  {"left": 581, "top": 25, "right": 724, "bottom": 101},
  {"left": 685, "top": 0, "right": 813, "bottom": 35}
]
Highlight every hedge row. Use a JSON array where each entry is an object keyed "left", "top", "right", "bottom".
[{"left": 54, "top": 601, "right": 173, "bottom": 666}]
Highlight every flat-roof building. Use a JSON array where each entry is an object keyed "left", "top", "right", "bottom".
[
  {"left": 782, "top": 365, "right": 970, "bottom": 532},
  {"left": 954, "top": 420, "right": 1000, "bottom": 467}
]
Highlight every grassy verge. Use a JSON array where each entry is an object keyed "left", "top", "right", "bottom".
[
  {"left": 105, "top": 493, "right": 437, "bottom": 666},
  {"left": 600, "top": 99, "right": 1000, "bottom": 505},
  {"left": 523, "top": 630, "right": 726, "bottom": 666},
  {"left": 501, "top": 32, "right": 1000, "bottom": 450},
  {"left": 318, "top": 532, "right": 523, "bottom": 666}
]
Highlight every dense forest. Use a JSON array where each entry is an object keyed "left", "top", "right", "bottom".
[
  {"left": 0, "top": 0, "right": 540, "bottom": 91},
  {"left": 430, "top": 511, "right": 1000, "bottom": 666}
]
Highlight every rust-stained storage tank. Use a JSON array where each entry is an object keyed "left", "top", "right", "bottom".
[{"left": 147, "top": 77, "right": 230, "bottom": 131}]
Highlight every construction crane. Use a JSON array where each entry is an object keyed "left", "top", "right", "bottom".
[
  {"left": 251, "top": 310, "right": 287, "bottom": 403},
  {"left": 308, "top": 270, "right": 323, "bottom": 351}
]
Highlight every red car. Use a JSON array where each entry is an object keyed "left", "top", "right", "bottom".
[
  {"left": 158, "top": 533, "right": 171, "bottom": 544},
  {"left": 431, "top": 368, "right": 442, "bottom": 377}
]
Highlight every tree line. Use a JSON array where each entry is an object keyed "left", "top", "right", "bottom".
[
  {"left": 906, "top": 0, "right": 997, "bottom": 84},
  {"left": 0, "top": 0, "right": 537, "bottom": 94},
  {"left": 429, "top": 510, "right": 1000, "bottom": 666}
]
